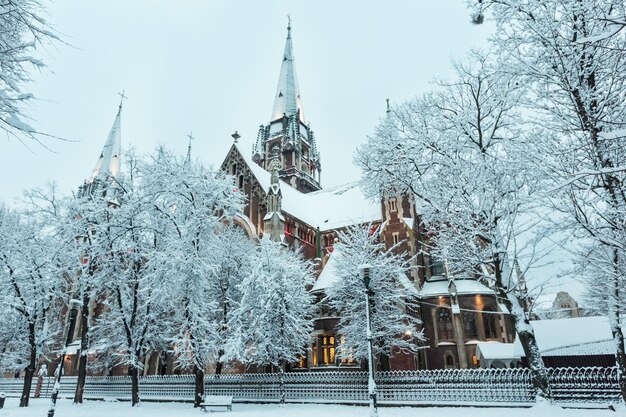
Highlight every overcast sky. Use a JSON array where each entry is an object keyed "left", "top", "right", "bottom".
[
  {"left": 1, "top": 1, "right": 496, "bottom": 201},
  {"left": 0, "top": 1, "right": 580, "bottom": 300}
]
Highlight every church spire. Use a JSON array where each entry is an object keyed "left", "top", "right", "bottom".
[
  {"left": 91, "top": 95, "right": 123, "bottom": 181},
  {"left": 270, "top": 19, "right": 304, "bottom": 123},
  {"left": 252, "top": 20, "right": 322, "bottom": 193}
]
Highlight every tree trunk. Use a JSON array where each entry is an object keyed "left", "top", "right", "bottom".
[
  {"left": 613, "top": 324, "right": 626, "bottom": 404},
  {"left": 20, "top": 322, "right": 37, "bottom": 407},
  {"left": 74, "top": 294, "right": 90, "bottom": 404},
  {"left": 493, "top": 254, "right": 551, "bottom": 401},
  {"left": 278, "top": 360, "right": 286, "bottom": 405},
  {"left": 129, "top": 365, "right": 140, "bottom": 406},
  {"left": 215, "top": 349, "right": 224, "bottom": 375},
  {"left": 193, "top": 364, "right": 204, "bottom": 407}
]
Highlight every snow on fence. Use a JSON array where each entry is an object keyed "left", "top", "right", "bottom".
[{"left": 0, "top": 367, "right": 620, "bottom": 406}]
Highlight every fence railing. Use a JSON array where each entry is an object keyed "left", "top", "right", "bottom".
[{"left": 0, "top": 367, "right": 620, "bottom": 406}]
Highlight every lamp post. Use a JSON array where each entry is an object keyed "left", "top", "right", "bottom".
[
  {"left": 358, "top": 264, "right": 378, "bottom": 417},
  {"left": 47, "top": 298, "right": 81, "bottom": 417}
]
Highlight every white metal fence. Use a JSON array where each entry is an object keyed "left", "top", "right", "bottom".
[{"left": 0, "top": 367, "right": 620, "bottom": 406}]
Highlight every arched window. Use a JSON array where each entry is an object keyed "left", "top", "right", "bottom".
[
  {"left": 436, "top": 308, "right": 454, "bottom": 341},
  {"left": 462, "top": 311, "right": 478, "bottom": 340},
  {"left": 444, "top": 352, "right": 456, "bottom": 369},
  {"left": 483, "top": 307, "right": 499, "bottom": 339},
  {"left": 238, "top": 175, "right": 244, "bottom": 190},
  {"left": 231, "top": 163, "right": 237, "bottom": 175}
]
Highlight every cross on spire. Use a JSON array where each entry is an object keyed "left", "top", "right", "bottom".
[
  {"left": 118, "top": 90, "right": 127, "bottom": 110},
  {"left": 287, "top": 14, "right": 292, "bottom": 30},
  {"left": 186, "top": 131, "right": 194, "bottom": 162}
]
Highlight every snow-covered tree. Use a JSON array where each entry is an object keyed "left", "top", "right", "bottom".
[
  {"left": 225, "top": 237, "right": 314, "bottom": 404},
  {"left": 144, "top": 148, "right": 245, "bottom": 407},
  {"left": 1, "top": 0, "right": 59, "bottom": 143},
  {"left": 356, "top": 51, "right": 553, "bottom": 400},
  {"left": 325, "top": 225, "right": 424, "bottom": 369},
  {"left": 468, "top": 0, "right": 626, "bottom": 402},
  {"left": 206, "top": 224, "right": 253, "bottom": 376},
  {"left": 89, "top": 153, "right": 171, "bottom": 407},
  {"left": 0, "top": 206, "right": 65, "bottom": 407}
]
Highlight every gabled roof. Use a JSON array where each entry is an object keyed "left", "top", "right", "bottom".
[
  {"left": 226, "top": 142, "right": 381, "bottom": 232},
  {"left": 271, "top": 24, "right": 304, "bottom": 123},
  {"left": 476, "top": 342, "right": 519, "bottom": 361},
  {"left": 91, "top": 105, "right": 122, "bottom": 180}
]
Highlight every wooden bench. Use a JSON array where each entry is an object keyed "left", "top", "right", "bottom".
[{"left": 199, "top": 395, "right": 233, "bottom": 412}]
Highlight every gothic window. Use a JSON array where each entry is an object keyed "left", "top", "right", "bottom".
[
  {"left": 462, "top": 311, "right": 478, "bottom": 340},
  {"left": 318, "top": 335, "right": 336, "bottom": 366},
  {"left": 231, "top": 163, "right": 237, "bottom": 175},
  {"left": 429, "top": 257, "right": 444, "bottom": 277},
  {"left": 238, "top": 175, "right": 244, "bottom": 190},
  {"left": 436, "top": 308, "right": 454, "bottom": 341},
  {"left": 392, "top": 233, "right": 400, "bottom": 245},
  {"left": 483, "top": 307, "right": 498, "bottom": 339},
  {"left": 444, "top": 352, "right": 456, "bottom": 369},
  {"left": 389, "top": 198, "right": 397, "bottom": 212}
]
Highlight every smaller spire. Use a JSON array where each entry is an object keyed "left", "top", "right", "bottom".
[{"left": 91, "top": 96, "right": 123, "bottom": 180}]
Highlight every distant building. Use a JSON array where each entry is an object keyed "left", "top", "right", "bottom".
[{"left": 531, "top": 291, "right": 582, "bottom": 320}]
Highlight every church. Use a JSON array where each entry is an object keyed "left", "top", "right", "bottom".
[
  {"left": 61, "top": 23, "right": 515, "bottom": 375},
  {"left": 218, "top": 23, "right": 515, "bottom": 371}
]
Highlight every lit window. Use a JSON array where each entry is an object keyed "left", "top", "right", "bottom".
[
  {"left": 318, "top": 335, "right": 336, "bottom": 366},
  {"left": 392, "top": 234, "right": 399, "bottom": 245}
]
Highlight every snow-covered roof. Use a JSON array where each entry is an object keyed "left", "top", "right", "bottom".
[
  {"left": 418, "top": 279, "right": 494, "bottom": 298},
  {"left": 513, "top": 316, "right": 620, "bottom": 357},
  {"left": 311, "top": 248, "right": 420, "bottom": 295},
  {"left": 232, "top": 143, "right": 381, "bottom": 232},
  {"left": 92, "top": 105, "right": 122, "bottom": 180},
  {"left": 312, "top": 248, "right": 342, "bottom": 293},
  {"left": 271, "top": 24, "right": 304, "bottom": 123},
  {"left": 542, "top": 340, "right": 615, "bottom": 357},
  {"left": 476, "top": 342, "right": 519, "bottom": 361}
]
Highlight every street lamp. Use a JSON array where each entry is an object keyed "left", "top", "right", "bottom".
[
  {"left": 48, "top": 298, "right": 81, "bottom": 417},
  {"left": 358, "top": 264, "right": 378, "bottom": 417}
]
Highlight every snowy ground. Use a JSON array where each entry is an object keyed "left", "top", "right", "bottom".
[{"left": 0, "top": 398, "right": 622, "bottom": 417}]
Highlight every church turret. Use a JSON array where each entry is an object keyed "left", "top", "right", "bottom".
[{"left": 252, "top": 21, "right": 322, "bottom": 193}]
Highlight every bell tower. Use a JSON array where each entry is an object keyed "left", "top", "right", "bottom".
[{"left": 252, "top": 21, "right": 322, "bottom": 193}]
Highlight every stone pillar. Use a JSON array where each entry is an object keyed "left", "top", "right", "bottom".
[{"left": 452, "top": 307, "right": 468, "bottom": 368}]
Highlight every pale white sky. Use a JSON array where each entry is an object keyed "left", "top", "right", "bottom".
[
  {"left": 1, "top": 1, "right": 495, "bottom": 202},
  {"left": 0, "top": 1, "right": 581, "bottom": 300}
]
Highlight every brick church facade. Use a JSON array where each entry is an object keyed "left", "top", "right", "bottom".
[
  {"left": 217, "top": 23, "right": 514, "bottom": 372},
  {"left": 49, "top": 23, "right": 514, "bottom": 378}
]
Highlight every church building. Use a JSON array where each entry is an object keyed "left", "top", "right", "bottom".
[
  {"left": 55, "top": 23, "right": 515, "bottom": 377},
  {"left": 219, "top": 23, "right": 515, "bottom": 371}
]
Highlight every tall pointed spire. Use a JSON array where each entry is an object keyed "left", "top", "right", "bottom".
[
  {"left": 271, "top": 19, "right": 304, "bottom": 123},
  {"left": 91, "top": 96, "right": 123, "bottom": 180},
  {"left": 252, "top": 19, "right": 322, "bottom": 193}
]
